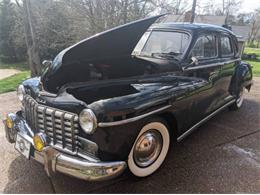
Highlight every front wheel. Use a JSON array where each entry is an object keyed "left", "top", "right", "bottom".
[
  {"left": 128, "top": 118, "right": 170, "bottom": 177},
  {"left": 229, "top": 88, "right": 245, "bottom": 110}
]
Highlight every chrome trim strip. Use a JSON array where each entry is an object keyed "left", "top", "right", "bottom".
[
  {"left": 177, "top": 99, "right": 236, "bottom": 142},
  {"left": 224, "top": 95, "right": 233, "bottom": 101},
  {"left": 60, "top": 112, "right": 66, "bottom": 148},
  {"left": 71, "top": 115, "right": 76, "bottom": 151},
  {"left": 34, "top": 101, "right": 38, "bottom": 132},
  {"left": 98, "top": 105, "right": 172, "bottom": 128},
  {"left": 43, "top": 107, "right": 47, "bottom": 134},
  {"left": 184, "top": 58, "right": 240, "bottom": 71},
  {"left": 51, "top": 110, "right": 57, "bottom": 145}
]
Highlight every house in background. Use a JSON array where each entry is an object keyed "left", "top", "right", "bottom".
[
  {"left": 162, "top": 14, "right": 251, "bottom": 42},
  {"left": 163, "top": 14, "right": 226, "bottom": 26},
  {"left": 232, "top": 25, "right": 251, "bottom": 40}
]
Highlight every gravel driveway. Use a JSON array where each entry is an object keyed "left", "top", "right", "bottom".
[{"left": 0, "top": 78, "right": 259, "bottom": 193}]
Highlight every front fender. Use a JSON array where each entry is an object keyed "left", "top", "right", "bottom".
[{"left": 229, "top": 61, "right": 253, "bottom": 97}]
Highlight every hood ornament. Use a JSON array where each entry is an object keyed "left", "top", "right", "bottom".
[{"left": 42, "top": 60, "right": 52, "bottom": 68}]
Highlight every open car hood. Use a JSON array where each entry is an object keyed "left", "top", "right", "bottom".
[{"left": 41, "top": 15, "right": 164, "bottom": 93}]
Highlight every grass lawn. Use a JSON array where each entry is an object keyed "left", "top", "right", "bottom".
[
  {"left": 244, "top": 59, "right": 260, "bottom": 77},
  {"left": 0, "top": 71, "right": 30, "bottom": 94},
  {"left": 0, "top": 61, "right": 30, "bottom": 94},
  {"left": 244, "top": 47, "right": 260, "bottom": 77}
]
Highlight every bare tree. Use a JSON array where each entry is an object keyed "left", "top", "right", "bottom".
[
  {"left": 66, "top": 0, "right": 158, "bottom": 34},
  {"left": 23, "top": 0, "right": 41, "bottom": 76},
  {"left": 223, "top": 0, "right": 242, "bottom": 24},
  {"left": 7, "top": 0, "right": 194, "bottom": 73},
  {"left": 155, "top": 0, "right": 189, "bottom": 15},
  {"left": 201, "top": 0, "right": 241, "bottom": 24},
  {"left": 190, "top": 0, "right": 197, "bottom": 23},
  {"left": 248, "top": 9, "right": 260, "bottom": 46},
  {"left": 14, "top": 0, "right": 41, "bottom": 75}
]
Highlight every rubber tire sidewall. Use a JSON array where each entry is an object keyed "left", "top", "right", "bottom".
[
  {"left": 128, "top": 119, "right": 170, "bottom": 177},
  {"left": 229, "top": 88, "right": 245, "bottom": 111}
]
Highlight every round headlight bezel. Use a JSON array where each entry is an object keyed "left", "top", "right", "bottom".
[
  {"left": 79, "top": 109, "right": 97, "bottom": 134},
  {"left": 17, "top": 84, "right": 25, "bottom": 101}
]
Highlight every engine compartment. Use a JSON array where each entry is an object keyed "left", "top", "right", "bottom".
[
  {"left": 65, "top": 74, "right": 189, "bottom": 105},
  {"left": 67, "top": 83, "right": 139, "bottom": 104}
]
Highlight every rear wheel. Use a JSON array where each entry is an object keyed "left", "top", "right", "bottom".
[
  {"left": 229, "top": 88, "right": 245, "bottom": 110},
  {"left": 128, "top": 118, "right": 170, "bottom": 177}
]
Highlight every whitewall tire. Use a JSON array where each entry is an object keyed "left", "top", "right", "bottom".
[
  {"left": 230, "top": 88, "right": 245, "bottom": 110},
  {"left": 128, "top": 119, "right": 170, "bottom": 177}
]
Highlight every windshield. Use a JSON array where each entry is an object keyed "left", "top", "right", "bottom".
[{"left": 133, "top": 31, "right": 190, "bottom": 60}]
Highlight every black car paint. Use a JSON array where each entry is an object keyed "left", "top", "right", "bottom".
[{"left": 22, "top": 19, "right": 253, "bottom": 161}]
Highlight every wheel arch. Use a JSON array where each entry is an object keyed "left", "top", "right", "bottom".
[
  {"left": 158, "top": 112, "right": 178, "bottom": 141},
  {"left": 229, "top": 61, "right": 253, "bottom": 97}
]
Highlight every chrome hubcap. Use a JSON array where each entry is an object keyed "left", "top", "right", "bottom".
[{"left": 133, "top": 130, "right": 163, "bottom": 168}]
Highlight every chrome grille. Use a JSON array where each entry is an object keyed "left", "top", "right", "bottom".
[{"left": 23, "top": 95, "right": 79, "bottom": 152}]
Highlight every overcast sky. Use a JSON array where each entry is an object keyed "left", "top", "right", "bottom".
[
  {"left": 187, "top": 0, "right": 260, "bottom": 14},
  {"left": 240, "top": 0, "right": 260, "bottom": 12}
]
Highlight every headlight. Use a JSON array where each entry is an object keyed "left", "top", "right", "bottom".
[
  {"left": 17, "top": 85, "right": 25, "bottom": 101},
  {"left": 79, "top": 109, "right": 97, "bottom": 134}
]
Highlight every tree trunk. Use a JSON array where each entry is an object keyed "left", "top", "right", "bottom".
[
  {"left": 23, "top": 0, "right": 41, "bottom": 76},
  {"left": 123, "top": 0, "right": 129, "bottom": 23},
  {"left": 190, "top": 0, "right": 197, "bottom": 23}
]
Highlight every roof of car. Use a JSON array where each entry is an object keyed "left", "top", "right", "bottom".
[{"left": 150, "top": 22, "right": 235, "bottom": 35}]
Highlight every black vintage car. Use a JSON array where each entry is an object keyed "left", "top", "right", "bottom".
[{"left": 3, "top": 15, "right": 253, "bottom": 181}]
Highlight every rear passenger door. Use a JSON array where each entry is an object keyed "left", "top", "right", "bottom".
[{"left": 218, "top": 34, "right": 238, "bottom": 105}]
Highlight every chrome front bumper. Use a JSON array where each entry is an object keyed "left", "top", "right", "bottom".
[{"left": 3, "top": 112, "right": 127, "bottom": 181}]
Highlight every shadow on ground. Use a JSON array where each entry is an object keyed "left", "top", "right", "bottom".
[{"left": 4, "top": 155, "right": 54, "bottom": 193}]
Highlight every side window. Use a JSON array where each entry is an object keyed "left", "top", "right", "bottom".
[
  {"left": 221, "top": 36, "right": 233, "bottom": 56},
  {"left": 191, "top": 35, "right": 216, "bottom": 59}
]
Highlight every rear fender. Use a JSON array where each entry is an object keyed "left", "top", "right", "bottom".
[{"left": 229, "top": 61, "right": 253, "bottom": 98}]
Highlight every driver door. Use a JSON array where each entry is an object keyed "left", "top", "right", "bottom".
[{"left": 184, "top": 33, "right": 222, "bottom": 126}]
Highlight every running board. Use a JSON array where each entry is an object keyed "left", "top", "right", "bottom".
[{"left": 177, "top": 99, "right": 236, "bottom": 142}]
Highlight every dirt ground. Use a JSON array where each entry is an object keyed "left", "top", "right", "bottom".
[{"left": 0, "top": 78, "right": 259, "bottom": 193}]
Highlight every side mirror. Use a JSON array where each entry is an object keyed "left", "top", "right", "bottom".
[
  {"left": 42, "top": 60, "right": 52, "bottom": 68},
  {"left": 183, "top": 57, "right": 198, "bottom": 70}
]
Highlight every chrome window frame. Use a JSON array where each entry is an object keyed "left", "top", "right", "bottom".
[
  {"left": 183, "top": 58, "right": 240, "bottom": 71},
  {"left": 132, "top": 29, "right": 192, "bottom": 61},
  {"left": 189, "top": 34, "right": 218, "bottom": 60}
]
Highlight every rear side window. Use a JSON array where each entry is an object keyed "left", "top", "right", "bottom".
[
  {"left": 221, "top": 36, "right": 233, "bottom": 56},
  {"left": 191, "top": 35, "right": 217, "bottom": 59}
]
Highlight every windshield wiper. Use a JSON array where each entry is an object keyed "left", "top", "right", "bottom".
[{"left": 151, "top": 52, "right": 181, "bottom": 60}]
